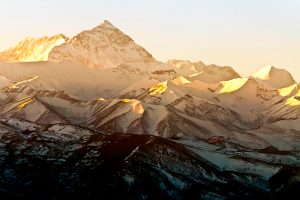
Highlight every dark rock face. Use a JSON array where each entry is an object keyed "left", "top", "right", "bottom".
[
  {"left": 0, "top": 122, "right": 269, "bottom": 200},
  {"left": 269, "top": 167, "right": 300, "bottom": 200}
]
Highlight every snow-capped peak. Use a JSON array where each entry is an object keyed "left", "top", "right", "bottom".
[
  {"left": 252, "top": 65, "right": 279, "bottom": 80},
  {"left": 97, "top": 20, "right": 118, "bottom": 29},
  {"left": 0, "top": 34, "right": 68, "bottom": 62},
  {"left": 48, "top": 20, "right": 157, "bottom": 69},
  {"left": 166, "top": 59, "right": 206, "bottom": 75},
  {"left": 218, "top": 77, "right": 249, "bottom": 93},
  {"left": 252, "top": 65, "right": 296, "bottom": 88}
]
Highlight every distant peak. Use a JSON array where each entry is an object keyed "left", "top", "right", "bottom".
[
  {"left": 103, "top": 20, "right": 113, "bottom": 25},
  {"left": 263, "top": 65, "right": 276, "bottom": 73},
  {"left": 48, "top": 19, "right": 156, "bottom": 68},
  {"left": 253, "top": 65, "right": 288, "bottom": 80},
  {"left": 96, "top": 20, "right": 117, "bottom": 29},
  {"left": 252, "top": 65, "right": 296, "bottom": 88}
]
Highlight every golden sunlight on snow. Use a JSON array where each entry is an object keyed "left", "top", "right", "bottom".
[
  {"left": 286, "top": 96, "right": 300, "bottom": 107},
  {"left": 149, "top": 81, "right": 168, "bottom": 95},
  {"left": 189, "top": 72, "right": 203, "bottom": 78},
  {"left": 97, "top": 98, "right": 106, "bottom": 101},
  {"left": 252, "top": 65, "right": 273, "bottom": 80},
  {"left": 131, "top": 101, "right": 144, "bottom": 114},
  {"left": 279, "top": 84, "right": 298, "bottom": 96},
  {"left": 0, "top": 34, "right": 67, "bottom": 62},
  {"left": 219, "top": 78, "right": 248, "bottom": 93},
  {"left": 121, "top": 99, "right": 144, "bottom": 114},
  {"left": 17, "top": 99, "right": 34, "bottom": 108},
  {"left": 121, "top": 99, "right": 131, "bottom": 103},
  {"left": 9, "top": 76, "right": 39, "bottom": 89}
]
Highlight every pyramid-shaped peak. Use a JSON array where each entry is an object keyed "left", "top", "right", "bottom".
[
  {"left": 67, "top": 19, "right": 134, "bottom": 47},
  {"left": 253, "top": 65, "right": 288, "bottom": 80},
  {"left": 94, "top": 20, "right": 118, "bottom": 30},
  {"left": 48, "top": 20, "right": 156, "bottom": 68},
  {"left": 252, "top": 65, "right": 296, "bottom": 88},
  {"left": 252, "top": 65, "right": 271, "bottom": 79},
  {"left": 103, "top": 20, "right": 113, "bottom": 26}
]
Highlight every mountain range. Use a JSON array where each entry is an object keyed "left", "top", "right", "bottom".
[{"left": 0, "top": 20, "right": 299, "bottom": 199}]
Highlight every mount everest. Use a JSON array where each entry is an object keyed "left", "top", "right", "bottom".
[{"left": 0, "top": 20, "right": 299, "bottom": 199}]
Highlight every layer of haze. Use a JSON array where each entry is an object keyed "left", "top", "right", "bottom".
[{"left": 0, "top": 0, "right": 299, "bottom": 80}]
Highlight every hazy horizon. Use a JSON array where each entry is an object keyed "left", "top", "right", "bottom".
[{"left": 1, "top": 0, "right": 300, "bottom": 80}]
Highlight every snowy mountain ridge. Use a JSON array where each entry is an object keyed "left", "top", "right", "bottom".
[
  {"left": 0, "top": 19, "right": 299, "bottom": 199},
  {"left": 48, "top": 20, "right": 158, "bottom": 68},
  {"left": 0, "top": 34, "right": 68, "bottom": 62}
]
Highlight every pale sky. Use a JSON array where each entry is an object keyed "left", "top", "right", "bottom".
[{"left": 0, "top": 0, "right": 300, "bottom": 80}]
